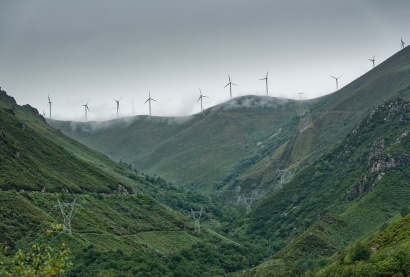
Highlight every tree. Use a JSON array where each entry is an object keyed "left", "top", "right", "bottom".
[{"left": 0, "top": 224, "right": 71, "bottom": 276}]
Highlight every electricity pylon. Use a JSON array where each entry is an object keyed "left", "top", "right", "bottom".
[
  {"left": 191, "top": 208, "right": 203, "bottom": 232},
  {"left": 243, "top": 195, "right": 254, "bottom": 214},
  {"left": 55, "top": 198, "right": 80, "bottom": 235},
  {"left": 277, "top": 168, "right": 286, "bottom": 184}
]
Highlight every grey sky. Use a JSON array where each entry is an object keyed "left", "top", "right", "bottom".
[{"left": 1, "top": 0, "right": 409, "bottom": 121}]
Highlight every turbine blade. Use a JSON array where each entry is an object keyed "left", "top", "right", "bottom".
[
  {"left": 224, "top": 83, "right": 229, "bottom": 88},
  {"left": 203, "top": 96, "right": 209, "bottom": 98},
  {"left": 339, "top": 74, "right": 343, "bottom": 78},
  {"left": 144, "top": 99, "right": 149, "bottom": 104},
  {"left": 330, "top": 76, "right": 336, "bottom": 79},
  {"left": 119, "top": 97, "right": 123, "bottom": 101},
  {"left": 151, "top": 99, "right": 157, "bottom": 102},
  {"left": 232, "top": 83, "right": 238, "bottom": 86},
  {"left": 87, "top": 106, "right": 90, "bottom": 112}
]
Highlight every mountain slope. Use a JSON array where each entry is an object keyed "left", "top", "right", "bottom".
[
  {"left": 0, "top": 91, "right": 131, "bottom": 193},
  {"left": 49, "top": 96, "right": 313, "bottom": 192},
  {"left": 0, "top": 90, "right": 257, "bottom": 276},
  {"left": 49, "top": 47, "right": 410, "bottom": 197},
  {"left": 223, "top": 46, "right": 410, "bottom": 200},
  {"left": 241, "top": 98, "right": 410, "bottom": 275}
]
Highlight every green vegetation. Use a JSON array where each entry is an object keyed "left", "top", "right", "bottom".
[
  {"left": 49, "top": 96, "right": 311, "bottom": 193},
  {"left": 0, "top": 191, "right": 254, "bottom": 276},
  {"left": 0, "top": 90, "right": 261, "bottom": 276},
  {"left": 0, "top": 224, "right": 70, "bottom": 277},
  {"left": 244, "top": 98, "right": 410, "bottom": 275},
  {"left": 2, "top": 46, "right": 410, "bottom": 276}
]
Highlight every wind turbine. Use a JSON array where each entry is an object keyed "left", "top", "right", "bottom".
[
  {"left": 82, "top": 101, "right": 90, "bottom": 122},
  {"left": 144, "top": 91, "right": 157, "bottom": 116},
  {"left": 298, "top": 92, "right": 303, "bottom": 99},
  {"left": 224, "top": 75, "right": 237, "bottom": 99},
  {"left": 330, "top": 75, "right": 343, "bottom": 91},
  {"left": 402, "top": 38, "right": 405, "bottom": 50},
  {"left": 368, "top": 55, "right": 375, "bottom": 68},
  {"left": 259, "top": 71, "right": 269, "bottom": 96},
  {"left": 197, "top": 89, "right": 209, "bottom": 112},
  {"left": 46, "top": 95, "right": 52, "bottom": 119},
  {"left": 113, "top": 98, "right": 122, "bottom": 118},
  {"left": 42, "top": 110, "right": 46, "bottom": 117}
]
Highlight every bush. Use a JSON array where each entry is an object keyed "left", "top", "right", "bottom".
[{"left": 351, "top": 242, "right": 370, "bottom": 262}]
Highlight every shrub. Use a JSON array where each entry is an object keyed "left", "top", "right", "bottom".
[{"left": 351, "top": 242, "right": 370, "bottom": 262}]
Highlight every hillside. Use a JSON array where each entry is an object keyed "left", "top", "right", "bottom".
[
  {"left": 0, "top": 91, "right": 132, "bottom": 193},
  {"left": 240, "top": 98, "right": 410, "bottom": 275},
  {"left": 0, "top": 90, "right": 233, "bottom": 221},
  {"left": 0, "top": 191, "right": 254, "bottom": 276},
  {"left": 49, "top": 96, "right": 314, "bottom": 192},
  {"left": 220, "top": 46, "right": 410, "bottom": 202},
  {"left": 49, "top": 47, "right": 410, "bottom": 198},
  {"left": 0, "top": 90, "right": 259, "bottom": 276}
]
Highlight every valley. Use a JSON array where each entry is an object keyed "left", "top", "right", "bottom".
[{"left": 2, "top": 46, "right": 410, "bottom": 276}]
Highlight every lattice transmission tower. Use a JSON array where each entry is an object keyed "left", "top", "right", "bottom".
[
  {"left": 55, "top": 198, "right": 80, "bottom": 235},
  {"left": 243, "top": 195, "right": 254, "bottom": 214},
  {"left": 190, "top": 208, "right": 203, "bottom": 232}
]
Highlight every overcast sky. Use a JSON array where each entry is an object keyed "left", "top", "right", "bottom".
[{"left": 1, "top": 0, "right": 409, "bottom": 121}]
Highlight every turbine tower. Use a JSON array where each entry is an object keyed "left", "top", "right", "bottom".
[
  {"left": 82, "top": 101, "right": 90, "bottom": 122},
  {"left": 197, "top": 89, "right": 209, "bottom": 112},
  {"left": 368, "top": 55, "right": 375, "bottom": 68},
  {"left": 224, "top": 75, "right": 237, "bottom": 99},
  {"left": 330, "top": 75, "right": 343, "bottom": 91},
  {"left": 113, "top": 97, "right": 122, "bottom": 118},
  {"left": 46, "top": 96, "right": 52, "bottom": 119},
  {"left": 402, "top": 38, "right": 405, "bottom": 50},
  {"left": 144, "top": 91, "right": 157, "bottom": 116},
  {"left": 259, "top": 71, "right": 269, "bottom": 96}
]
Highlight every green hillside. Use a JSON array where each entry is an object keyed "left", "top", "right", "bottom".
[
  {"left": 0, "top": 91, "right": 132, "bottom": 193},
  {"left": 241, "top": 98, "right": 410, "bottom": 275},
  {"left": 0, "top": 90, "right": 234, "bottom": 221},
  {"left": 49, "top": 96, "right": 315, "bottom": 192},
  {"left": 221, "top": 46, "right": 410, "bottom": 202},
  {"left": 49, "top": 47, "right": 410, "bottom": 202},
  {"left": 0, "top": 191, "right": 254, "bottom": 276},
  {"left": 0, "top": 90, "right": 260, "bottom": 276}
]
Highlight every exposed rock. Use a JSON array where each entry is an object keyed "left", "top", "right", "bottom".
[
  {"left": 117, "top": 184, "right": 129, "bottom": 195},
  {"left": 371, "top": 153, "right": 400, "bottom": 172},
  {"left": 351, "top": 123, "right": 361, "bottom": 134},
  {"left": 19, "top": 123, "right": 25, "bottom": 130},
  {"left": 368, "top": 137, "right": 385, "bottom": 164},
  {"left": 396, "top": 130, "right": 409, "bottom": 143}
]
